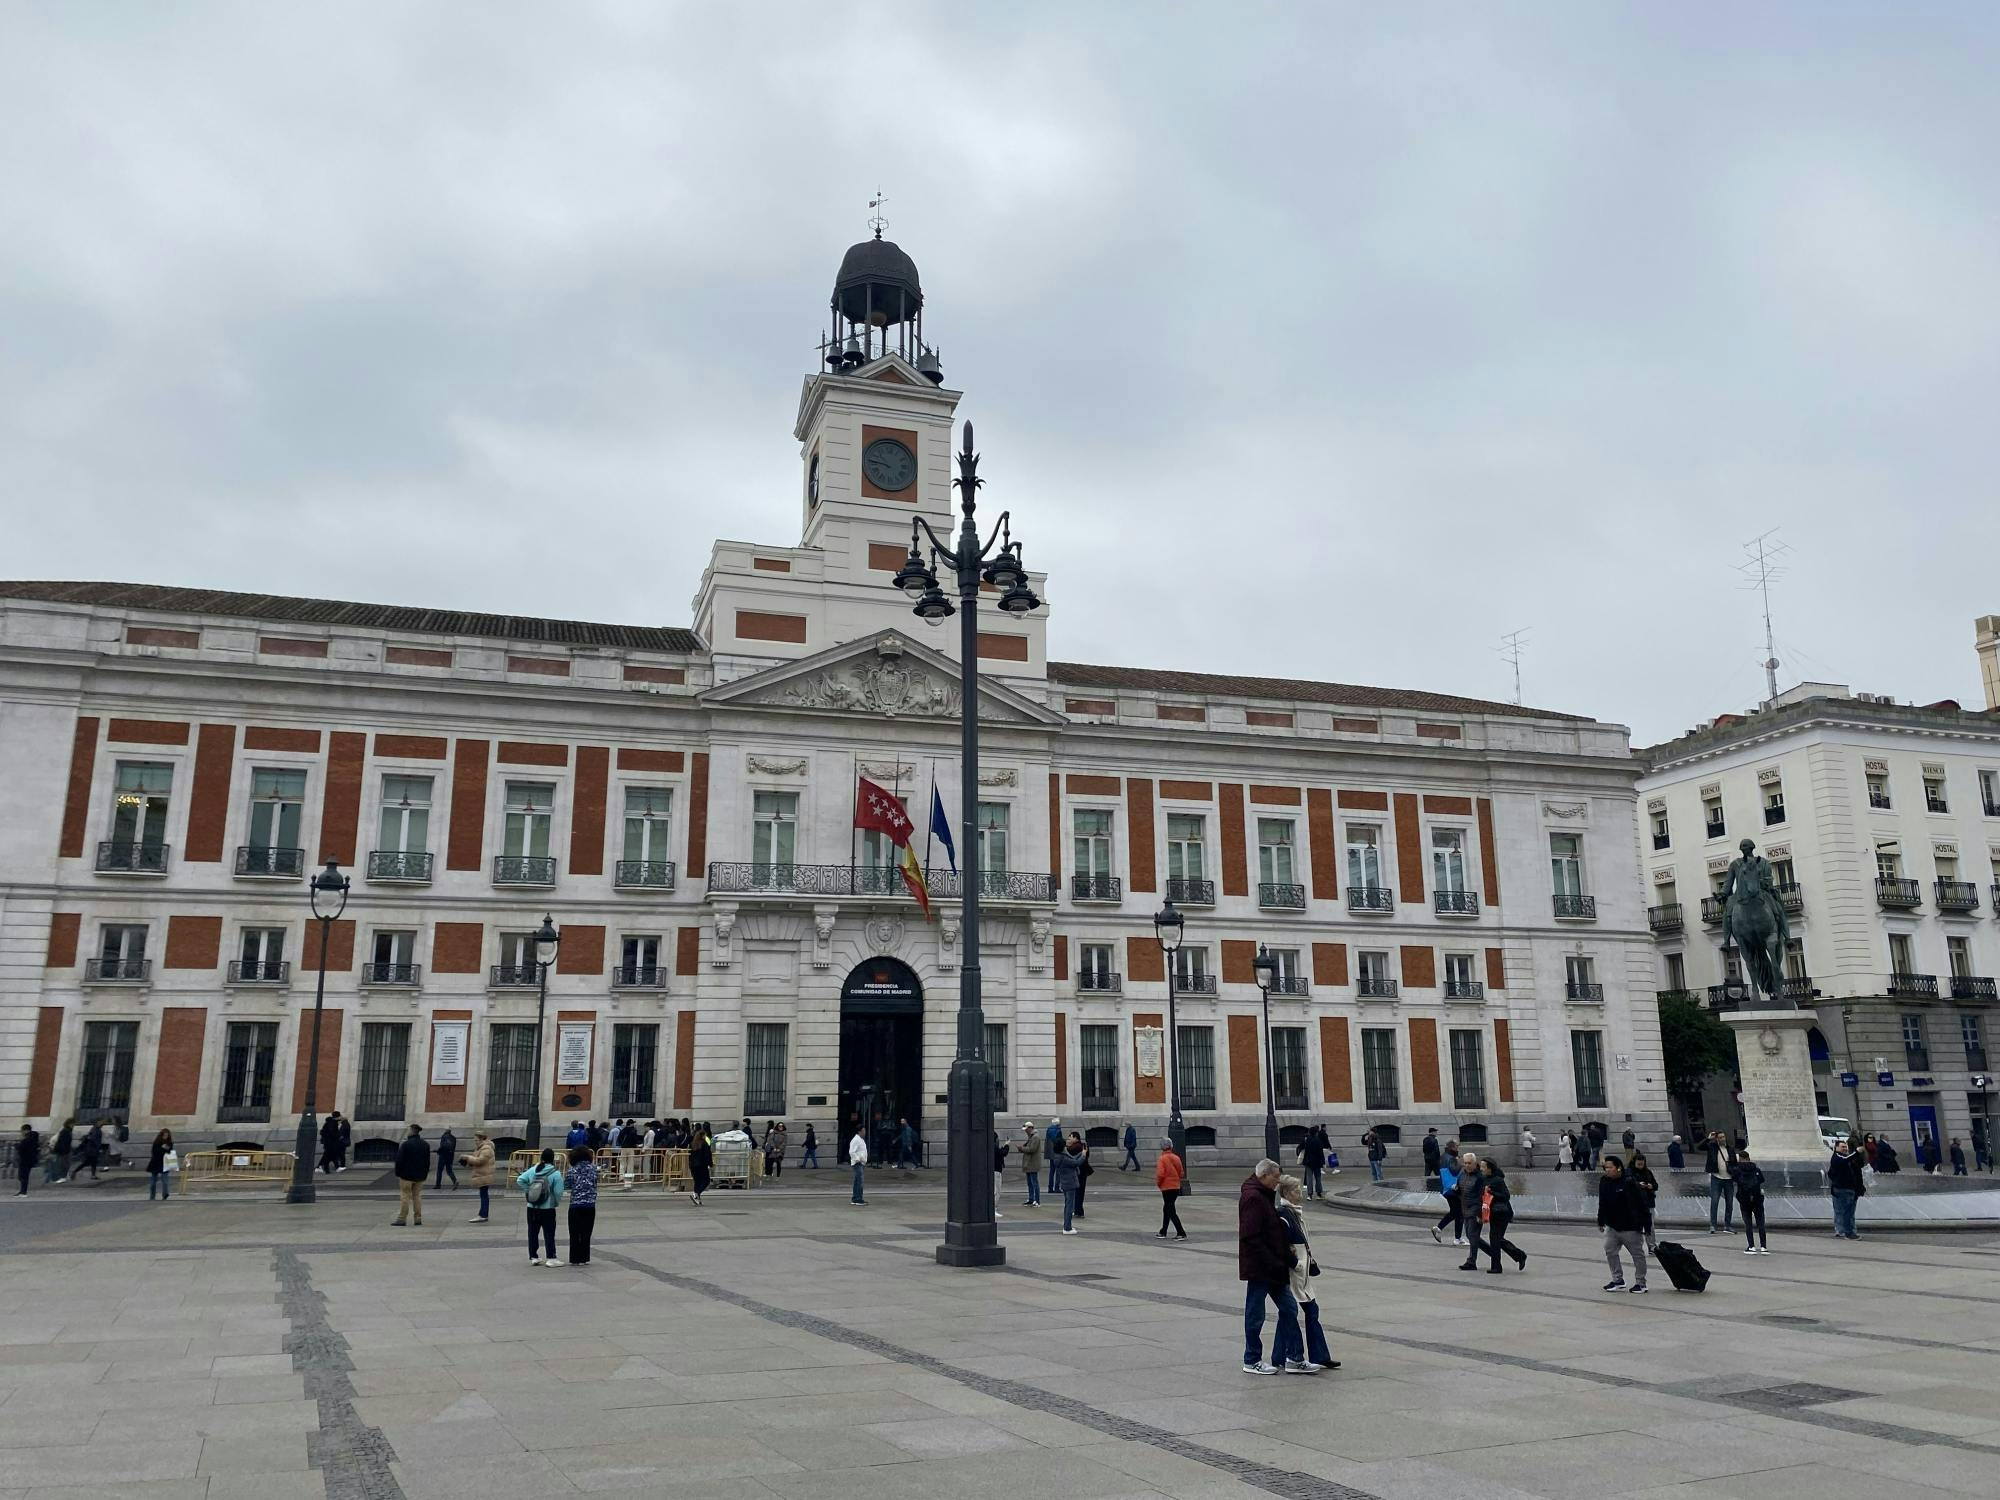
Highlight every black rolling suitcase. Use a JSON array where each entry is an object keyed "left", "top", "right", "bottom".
[{"left": 1651, "top": 1239, "right": 1710, "bottom": 1292}]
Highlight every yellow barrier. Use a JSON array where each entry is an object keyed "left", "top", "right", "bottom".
[
  {"left": 178, "top": 1149, "right": 297, "bottom": 1192},
  {"left": 507, "top": 1147, "right": 680, "bottom": 1190}
]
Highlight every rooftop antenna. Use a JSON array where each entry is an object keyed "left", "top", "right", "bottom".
[
  {"left": 867, "top": 189, "right": 888, "bottom": 240},
  {"left": 1496, "top": 628, "right": 1529, "bottom": 705},
  {"left": 1737, "top": 528, "right": 1791, "bottom": 706}
]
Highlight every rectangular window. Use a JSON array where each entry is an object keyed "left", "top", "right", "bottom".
[
  {"left": 1877, "top": 847, "right": 1902, "bottom": 882},
  {"left": 1902, "top": 1013, "right": 1929, "bottom": 1071},
  {"left": 1269, "top": 947, "right": 1302, "bottom": 984},
  {"left": 371, "top": 929, "right": 417, "bottom": 981},
  {"left": 217, "top": 1022, "right": 279, "bottom": 1122},
  {"left": 1357, "top": 949, "right": 1392, "bottom": 992},
  {"left": 1430, "top": 828, "right": 1468, "bottom": 892},
  {"left": 1444, "top": 951, "right": 1477, "bottom": 992},
  {"left": 984, "top": 1023, "right": 1008, "bottom": 1111},
  {"left": 622, "top": 786, "right": 673, "bottom": 863},
  {"left": 247, "top": 768, "right": 307, "bottom": 860},
  {"left": 1257, "top": 818, "right": 1296, "bottom": 886},
  {"left": 744, "top": 1024, "right": 789, "bottom": 1115},
  {"left": 355, "top": 1022, "right": 411, "bottom": 1121},
  {"left": 1346, "top": 824, "right": 1382, "bottom": 891},
  {"left": 1763, "top": 781, "right": 1786, "bottom": 826},
  {"left": 1078, "top": 942, "right": 1116, "bottom": 988},
  {"left": 1664, "top": 952, "right": 1687, "bottom": 991},
  {"left": 1963, "top": 1014, "right": 1986, "bottom": 1070},
  {"left": 1272, "top": 1027, "right": 1308, "bottom": 1111},
  {"left": 377, "top": 774, "right": 433, "bottom": 853},
  {"left": 484, "top": 1024, "right": 537, "bottom": 1118},
  {"left": 1449, "top": 1029, "right": 1486, "bottom": 1109},
  {"left": 1080, "top": 1024, "right": 1119, "bottom": 1111},
  {"left": 1166, "top": 814, "right": 1206, "bottom": 882},
  {"left": 1783, "top": 938, "right": 1807, "bottom": 981},
  {"left": 1361, "top": 1028, "right": 1399, "bottom": 1111},
  {"left": 503, "top": 781, "right": 554, "bottom": 858},
  {"left": 620, "top": 935, "right": 662, "bottom": 983},
  {"left": 1549, "top": 833, "right": 1584, "bottom": 896},
  {"left": 1565, "top": 954, "right": 1596, "bottom": 989},
  {"left": 1178, "top": 1026, "right": 1216, "bottom": 1110},
  {"left": 1982, "top": 768, "right": 2000, "bottom": 817},
  {"left": 1571, "top": 1030, "right": 1606, "bottom": 1109},
  {"left": 1889, "top": 932, "right": 1915, "bottom": 975},
  {"left": 98, "top": 923, "right": 148, "bottom": 974},
  {"left": 752, "top": 790, "right": 798, "bottom": 874},
  {"left": 75, "top": 1021, "right": 138, "bottom": 1118},
  {"left": 611, "top": 1024, "right": 658, "bottom": 1114},
  {"left": 109, "top": 761, "right": 173, "bottom": 850},
  {"left": 977, "top": 802, "right": 1010, "bottom": 875},
  {"left": 1722, "top": 945, "right": 1743, "bottom": 982},
  {"left": 1703, "top": 795, "right": 1725, "bottom": 839},
  {"left": 1925, "top": 776, "right": 1949, "bottom": 814},
  {"left": 1073, "top": 809, "right": 1113, "bottom": 878},
  {"left": 1651, "top": 811, "right": 1671, "bottom": 851},
  {"left": 238, "top": 926, "right": 286, "bottom": 979},
  {"left": 1173, "top": 946, "right": 1209, "bottom": 988},
  {"left": 1948, "top": 935, "right": 1972, "bottom": 979},
  {"left": 1867, "top": 772, "right": 1892, "bottom": 810}
]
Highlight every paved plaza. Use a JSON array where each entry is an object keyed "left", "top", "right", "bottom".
[{"left": 4, "top": 1169, "right": 2000, "bottom": 1500}]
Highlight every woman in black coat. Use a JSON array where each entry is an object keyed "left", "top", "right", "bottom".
[
  {"left": 1474, "top": 1159, "right": 1528, "bottom": 1273},
  {"left": 1070, "top": 1132, "right": 1094, "bottom": 1219},
  {"left": 146, "top": 1129, "right": 175, "bottom": 1201},
  {"left": 687, "top": 1127, "right": 713, "bottom": 1206}
]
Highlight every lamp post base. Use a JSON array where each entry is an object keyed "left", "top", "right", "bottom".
[
  {"left": 287, "top": 1112, "right": 318, "bottom": 1204},
  {"left": 935, "top": 1242, "right": 1008, "bottom": 1268}
]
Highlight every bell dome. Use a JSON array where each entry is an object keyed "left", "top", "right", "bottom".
[{"left": 833, "top": 234, "right": 923, "bottom": 327}]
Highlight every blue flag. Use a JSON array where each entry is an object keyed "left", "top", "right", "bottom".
[{"left": 929, "top": 783, "right": 958, "bottom": 875}]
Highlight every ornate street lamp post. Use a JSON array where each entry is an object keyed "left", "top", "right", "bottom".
[
  {"left": 1253, "top": 943, "right": 1281, "bottom": 1164},
  {"left": 891, "top": 421, "right": 1039, "bottom": 1268},
  {"left": 523, "top": 915, "right": 561, "bottom": 1156},
  {"left": 1153, "top": 899, "right": 1188, "bottom": 1177},
  {"left": 287, "top": 859, "right": 350, "bottom": 1205}
]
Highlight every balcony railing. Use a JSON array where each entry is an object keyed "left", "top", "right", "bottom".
[
  {"left": 1434, "top": 889, "right": 1480, "bottom": 917},
  {"left": 1888, "top": 972, "right": 1939, "bottom": 999},
  {"left": 1071, "top": 873, "right": 1121, "bottom": 903},
  {"left": 494, "top": 855, "right": 557, "bottom": 887},
  {"left": 1077, "top": 971, "right": 1122, "bottom": 993},
  {"left": 1652, "top": 833, "right": 1670, "bottom": 851},
  {"left": 930, "top": 870, "right": 1060, "bottom": 903},
  {"left": 611, "top": 965, "right": 667, "bottom": 989},
  {"left": 1876, "top": 877, "right": 1921, "bottom": 909},
  {"left": 490, "top": 965, "right": 539, "bottom": 987},
  {"left": 1268, "top": 975, "right": 1310, "bottom": 996},
  {"left": 367, "top": 850, "right": 434, "bottom": 883},
  {"left": 1780, "top": 975, "right": 1815, "bottom": 1001},
  {"left": 1347, "top": 885, "right": 1394, "bottom": 914},
  {"left": 1777, "top": 882, "right": 1805, "bottom": 915},
  {"left": 235, "top": 845, "right": 304, "bottom": 878},
  {"left": 1656, "top": 988, "right": 1698, "bottom": 1005},
  {"left": 1701, "top": 896, "right": 1725, "bottom": 926},
  {"left": 1357, "top": 975, "right": 1399, "bottom": 998},
  {"left": 227, "top": 960, "right": 291, "bottom": 984},
  {"left": 1443, "top": 980, "right": 1485, "bottom": 1002},
  {"left": 1868, "top": 791, "right": 1892, "bottom": 810},
  {"left": 1648, "top": 903, "right": 1683, "bottom": 934},
  {"left": 95, "top": 840, "right": 169, "bottom": 874},
  {"left": 1707, "top": 983, "right": 1742, "bottom": 1010},
  {"left": 1986, "top": 797, "right": 2000, "bottom": 818},
  {"left": 360, "top": 962, "right": 421, "bottom": 986},
  {"left": 1175, "top": 972, "right": 1219, "bottom": 994},
  {"left": 1553, "top": 893, "right": 1597, "bottom": 920},
  {"left": 1165, "top": 877, "right": 1214, "bottom": 906},
  {"left": 614, "top": 860, "right": 677, "bottom": 891},
  {"left": 1951, "top": 975, "right": 1998, "bottom": 1002},
  {"left": 1258, "top": 881, "right": 1307, "bottom": 911},
  {"left": 83, "top": 957, "right": 150, "bottom": 982},
  {"left": 1927, "top": 795, "right": 1950, "bottom": 815},
  {"left": 1566, "top": 981, "right": 1605, "bottom": 1002},
  {"left": 1936, "top": 879, "right": 1980, "bottom": 913}
]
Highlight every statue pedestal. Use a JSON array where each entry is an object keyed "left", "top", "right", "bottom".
[{"left": 1722, "top": 1009, "right": 1826, "bottom": 1164}]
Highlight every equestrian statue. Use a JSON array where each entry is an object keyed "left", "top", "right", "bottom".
[{"left": 1719, "top": 836, "right": 1791, "bottom": 1006}]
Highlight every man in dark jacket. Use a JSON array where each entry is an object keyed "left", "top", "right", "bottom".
[
  {"left": 319, "top": 1114, "right": 340, "bottom": 1174},
  {"left": 335, "top": 1112, "right": 352, "bottom": 1170},
  {"left": 392, "top": 1125, "right": 431, "bottom": 1226},
  {"left": 435, "top": 1127, "right": 458, "bottom": 1190},
  {"left": 1237, "top": 1160, "right": 1302, "bottom": 1374},
  {"left": 1121, "top": 1123, "right": 1140, "bottom": 1171},
  {"left": 1421, "top": 1129, "right": 1442, "bottom": 1177},
  {"left": 1596, "top": 1155, "right": 1648, "bottom": 1292},
  {"left": 14, "top": 1125, "right": 39, "bottom": 1196},
  {"left": 1301, "top": 1127, "right": 1328, "bottom": 1199},
  {"left": 1585, "top": 1120, "right": 1607, "bottom": 1168},
  {"left": 1826, "top": 1139, "right": 1866, "bottom": 1238}
]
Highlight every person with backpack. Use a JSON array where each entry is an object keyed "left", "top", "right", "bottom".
[
  {"left": 146, "top": 1129, "right": 175, "bottom": 1201},
  {"left": 391, "top": 1124, "right": 430, "bottom": 1227},
  {"left": 1732, "top": 1147, "right": 1769, "bottom": 1254},
  {"left": 1019, "top": 1122, "right": 1043, "bottom": 1206},
  {"left": 1157, "top": 1137, "right": 1187, "bottom": 1239},
  {"left": 461, "top": 1130, "right": 496, "bottom": 1222},
  {"left": 1430, "top": 1151, "right": 1463, "bottom": 1247},
  {"left": 1596, "top": 1154, "right": 1649, "bottom": 1293},
  {"left": 1473, "top": 1158, "right": 1527, "bottom": 1274},
  {"left": 434, "top": 1127, "right": 458, "bottom": 1191},
  {"left": 15, "top": 1124, "right": 40, "bottom": 1196},
  {"left": 517, "top": 1148, "right": 565, "bottom": 1265}
]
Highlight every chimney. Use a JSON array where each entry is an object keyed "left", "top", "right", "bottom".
[{"left": 1978, "top": 615, "right": 2000, "bottom": 711}]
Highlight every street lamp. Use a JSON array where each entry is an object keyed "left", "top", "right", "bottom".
[
  {"left": 287, "top": 858, "right": 350, "bottom": 1204},
  {"left": 1253, "top": 943, "right": 1281, "bottom": 1163},
  {"left": 1153, "top": 899, "right": 1187, "bottom": 1178},
  {"left": 892, "top": 420, "right": 1039, "bottom": 1269},
  {"left": 523, "top": 915, "right": 561, "bottom": 1155}
]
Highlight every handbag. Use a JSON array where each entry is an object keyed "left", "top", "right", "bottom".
[{"left": 162, "top": 1149, "right": 179, "bottom": 1174}]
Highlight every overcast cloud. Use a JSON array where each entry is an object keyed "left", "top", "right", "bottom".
[{"left": 4, "top": 5, "right": 1996, "bottom": 744}]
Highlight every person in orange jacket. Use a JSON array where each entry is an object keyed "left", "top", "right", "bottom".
[{"left": 1155, "top": 1138, "right": 1187, "bottom": 1240}]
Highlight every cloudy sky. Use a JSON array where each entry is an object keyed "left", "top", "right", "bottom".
[{"left": 5, "top": 6, "right": 1995, "bottom": 743}]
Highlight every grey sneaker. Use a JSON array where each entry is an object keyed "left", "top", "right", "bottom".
[
  {"left": 1283, "top": 1359, "right": 1322, "bottom": 1374},
  {"left": 1628, "top": 1284, "right": 1649, "bottom": 1294},
  {"left": 1602, "top": 1280, "right": 1625, "bottom": 1292},
  {"left": 1242, "top": 1361, "right": 1279, "bottom": 1376}
]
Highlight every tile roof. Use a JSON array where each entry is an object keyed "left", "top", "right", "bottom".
[
  {"left": 0, "top": 581, "right": 702, "bottom": 654},
  {"left": 1046, "top": 661, "right": 1589, "bottom": 722}
]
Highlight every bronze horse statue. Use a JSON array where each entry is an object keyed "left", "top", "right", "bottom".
[{"left": 1720, "top": 837, "right": 1791, "bottom": 1005}]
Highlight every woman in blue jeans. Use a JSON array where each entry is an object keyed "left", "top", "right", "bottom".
[
  {"left": 146, "top": 1129, "right": 174, "bottom": 1201},
  {"left": 1826, "top": 1140, "right": 1866, "bottom": 1238},
  {"left": 1051, "top": 1139, "right": 1083, "bottom": 1232}
]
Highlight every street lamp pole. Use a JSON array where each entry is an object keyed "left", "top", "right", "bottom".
[
  {"left": 524, "top": 915, "right": 561, "bottom": 1157},
  {"left": 287, "top": 859, "right": 350, "bottom": 1205},
  {"left": 1153, "top": 900, "right": 1187, "bottom": 1177},
  {"left": 1253, "top": 943, "right": 1281, "bottom": 1164},
  {"left": 892, "top": 421, "right": 1040, "bottom": 1269}
]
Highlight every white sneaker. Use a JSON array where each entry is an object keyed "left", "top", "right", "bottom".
[
  {"left": 468, "top": 1217, "right": 487, "bottom": 1225},
  {"left": 1757, "top": 1246, "right": 1772, "bottom": 1255},
  {"left": 1742, "top": 1246, "right": 1757, "bottom": 1254},
  {"left": 543, "top": 1259, "right": 559, "bottom": 1268},
  {"left": 1062, "top": 1227, "right": 1079, "bottom": 1235},
  {"left": 530, "top": 1256, "right": 542, "bottom": 1266},
  {"left": 1242, "top": 1361, "right": 1279, "bottom": 1376},
  {"left": 1283, "top": 1360, "right": 1322, "bottom": 1374}
]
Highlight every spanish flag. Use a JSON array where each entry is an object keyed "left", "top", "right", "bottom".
[{"left": 855, "top": 776, "right": 931, "bottom": 919}]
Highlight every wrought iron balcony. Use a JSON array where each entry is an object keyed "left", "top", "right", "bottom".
[
  {"left": 83, "top": 957, "right": 150, "bottom": 982},
  {"left": 1707, "top": 983, "right": 1744, "bottom": 1011},
  {"left": 1888, "top": 972, "right": 1939, "bottom": 1000},
  {"left": 1648, "top": 903, "right": 1683, "bottom": 935},
  {"left": 1652, "top": 833, "right": 1670, "bottom": 851},
  {"left": 1936, "top": 879, "right": 1979, "bottom": 913},
  {"left": 1165, "top": 877, "right": 1214, "bottom": 906},
  {"left": 611, "top": 965, "right": 667, "bottom": 989},
  {"left": 1986, "top": 798, "right": 2000, "bottom": 818},
  {"left": 613, "top": 859, "right": 677, "bottom": 891},
  {"left": 234, "top": 845, "right": 304, "bottom": 878},
  {"left": 1176, "top": 972, "right": 1219, "bottom": 994},
  {"left": 360, "top": 962, "right": 421, "bottom": 986},
  {"left": 1700, "top": 896, "right": 1725, "bottom": 925},
  {"left": 1951, "top": 975, "right": 1997, "bottom": 1002},
  {"left": 1077, "top": 971, "right": 1122, "bottom": 993},
  {"left": 1347, "top": 885, "right": 1393, "bottom": 914},
  {"left": 1258, "top": 881, "right": 1307, "bottom": 910},
  {"left": 95, "top": 840, "right": 168, "bottom": 874},
  {"left": 227, "top": 960, "right": 290, "bottom": 984},
  {"left": 1927, "top": 794, "right": 1950, "bottom": 815},
  {"left": 1444, "top": 979, "right": 1485, "bottom": 1002},
  {"left": 1656, "top": 988, "right": 1698, "bottom": 1005},
  {"left": 1268, "top": 975, "right": 1310, "bottom": 996},
  {"left": 493, "top": 855, "right": 557, "bottom": 887},
  {"left": 1876, "top": 877, "right": 1922, "bottom": 909},
  {"left": 1071, "top": 873, "right": 1122, "bottom": 903},
  {"left": 930, "top": 870, "right": 1060, "bottom": 903},
  {"left": 1357, "top": 975, "right": 1399, "bottom": 998},
  {"left": 1553, "top": 893, "right": 1597, "bottom": 920},
  {"left": 1777, "top": 882, "right": 1804, "bottom": 915},
  {"left": 1434, "top": 889, "right": 1480, "bottom": 917},
  {"left": 367, "top": 850, "right": 434, "bottom": 883},
  {"left": 489, "top": 964, "right": 539, "bottom": 987},
  {"left": 1566, "top": 981, "right": 1605, "bottom": 1002},
  {"left": 1869, "top": 791, "right": 1892, "bottom": 810},
  {"left": 1780, "top": 975, "right": 1816, "bottom": 1001},
  {"left": 1706, "top": 818, "right": 1727, "bottom": 839}
]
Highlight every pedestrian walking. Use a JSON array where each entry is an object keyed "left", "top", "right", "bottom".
[
  {"left": 319, "top": 1113, "right": 340, "bottom": 1174},
  {"left": 1070, "top": 1132, "right": 1094, "bottom": 1218},
  {"left": 146, "top": 1129, "right": 176, "bottom": 1201},
  {"left": 1557, "top": 1133, "right": 1574, "bottom": 1172},
  {"left": 1156, "top": 1137, "right": 1187, "bottom": 1239},
  {"left": 897, "top": 1117, "right": 919, "bottom": 1172},
  {"left": 1732, "top": 1147, "right": 1769, "bottom": 1254},
  {"left": 336, "top": 1112, "right": 351, "bottom": 1170},
  {"left": 1975, "top": 1134, "right": 1993, "bottom": 1173},
  {"left": 801, "top": 1124, "right": 818, "bottom": 1169},
  {"left": 15, "top": 1124, "right": 40, "bottom": 1196},
  {"left": 1950, "top": 1138, "right": 1967, "bottom": 1176},
  {"left": 1621, "top": 1127, "right": 1637, "bottom": 1156},
  {"left": 1430, "top": 1152, "right": 1463, "bottom": 1246},
  {"left": 1520, "top": 1127, "right": 1536, "bottom": 1169},
  {"left": 1052, "top": 1134, "right": 1083, "bottom": 1233},
  {"left": 1666, "top": 1135, "right": 1685, "bottom": 1171},
  {"left": 848, "top": 1123, "right": 868, "bottom": 1206},
  {"left": 1597, "top": 1155, "right": 1649, "bottom": 1292},
  {"left": 1121, "top": 1122, "right": 1140, "bottom": 1171},
  {"left": 1238, "top": 1159, "right": 1303, "bottom": 1376},
  {"left": 462, "top": 1130, "right": 495, "bottom": 1222},
  {"left": 50, "top": 1119, "right": 73, "bottom": 1183},
  {"left": 76, "top": 1122, "right": 104, "bottom": 1181},
  {"left": 391, "top": 1124, "right": 429, "bottom": 1226},
  {"left": 434, "top": 1127, "right": 459, "bottom": 1190},
  {"left": 1474, "top": 1158, "right": 1528, "bottom": 1273},
  {"left": 1704, "top": 1131, "right": 1737, "bottom": 1234},
  {"left": 1454, "top": 1153, "right": 1485, "bottom": 1265},
  {"left": 1421, "top": 1128, "right": 1442, "bottom": 1179},
  {"left": 1019, "top": 1122, "right": 1043, "bottom": 1205},
  {"left": 1275, "top": 1176, "right": 1335, "bottom": 1371},
  {"left": 518, "top": 1148, "right": 565, "bottom": 1266},
  {"left": 1044, "top": 1117, "right": 1063, "bottom": 1195},
  {"left": 1919, "top": 1135, "right": 1942, "bottom": 1175},
  {"left": 1826, "top": 1137, "right": 1866, "bottom": 1239},
  {"left": 1628, "top": 1150, "right": 1660, "bottom": 1252},
  {"left": 1874, "top": 1136, "right": 1901, "bottom": 1173},
  {"left": 1300, "top": 1125, "right": 1327, "bottom": 1199},
  {"left": 566, "top": 1146, "right": 599, "bottom": 1264},
  {"left": 1586, "top": 1120, "right": 1607, "bottom": 1168},
  {"left": 689, "top": 1125, "right": 713, "bottom": 1206},
  {"left": 1364, "top": 1128, "right": 1386, "bottom": 1183}
]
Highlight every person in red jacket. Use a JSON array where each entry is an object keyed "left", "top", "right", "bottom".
[
  {"left": 1156, "top": 1139, "right": 1187, "bottom": 1240},
  {"left": 1238, "top": 1160, "right": 1302, "bottom": 1375}
]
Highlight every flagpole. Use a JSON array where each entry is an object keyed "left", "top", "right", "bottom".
[
  {"left": 923, "top": 757, "right": 937, "bottom": 882},
  {"left": 849, "top": 753, "right": 862, "bottom": 897}
]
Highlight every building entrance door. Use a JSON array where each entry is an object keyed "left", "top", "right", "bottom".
[
  {"left": 1908, "top": 1101, "right": 1940, "bottom": 1163},
  {"left": 837, "top": 957, "right": 924, "bottom": 1166}
]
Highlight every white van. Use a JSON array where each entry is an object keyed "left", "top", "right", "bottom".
[{"left": 1818, "top": 1116, "right": 1854, "bottom": 1151}]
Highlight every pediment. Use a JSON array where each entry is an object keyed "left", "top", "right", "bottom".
[{"left": 705, "top": 632, "right": 1062, "bottom": 726}]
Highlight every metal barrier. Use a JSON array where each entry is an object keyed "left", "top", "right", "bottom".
[
  {"left": 178, "top": 1149, "right": 297, "bottom": 1192},
  {"left": 507, "top": 1147, "right": 681, "bottom": 1191}
]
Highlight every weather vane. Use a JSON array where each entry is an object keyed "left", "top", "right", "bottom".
[{"left": 867, "top": 189, "right": 888, "bottom": 240}]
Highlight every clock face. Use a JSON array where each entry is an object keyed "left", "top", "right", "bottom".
[
  {"left": 862, "top": 437, "right": 917, "bottom": 493},
  {"left": 807, "top": 452, "right": 819, "bottom": 507}
]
